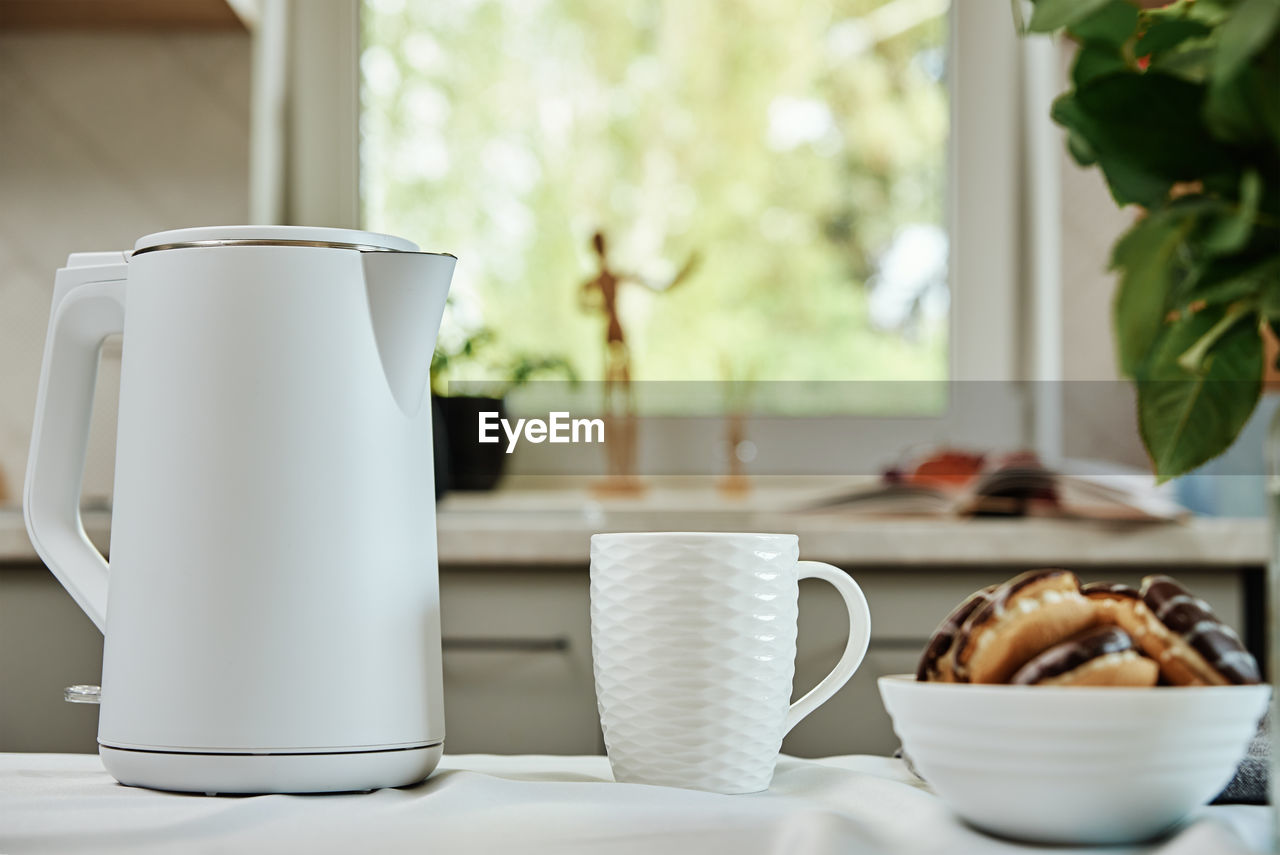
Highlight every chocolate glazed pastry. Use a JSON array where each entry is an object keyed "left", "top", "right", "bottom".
[
  {"left": 1081, "top": 581, "right": 1141, "bottom": 600},
  {"left": 917, "top": 586, "right": 997, "bottom": 682},
  {"left": 1082, "top": 582, "right": 1143, "bottom": 635},
  {"left": 1140, "top": 575, "right": 1261, "bottom": 686},
  {"left": 951, "top": 569, "right": 1096, "bottom": 684},
  {"left": 1084, "top": 576, "right": 1260, "bottom": 685},
  {"left": 1009, "top": 625, "right": 1159, "bottom": 687}
]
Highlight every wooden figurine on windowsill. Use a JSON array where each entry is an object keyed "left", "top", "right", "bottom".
[
  {"left": 579, "top": 230, "right": 698, "bottom": 495},
  {"left": 718, "top": 357, "right": 757, "bottom": 498}
]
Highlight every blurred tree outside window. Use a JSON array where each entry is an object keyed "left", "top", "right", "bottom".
[{"left": 361, "top": 0, "right": 950, "bottom": 415}]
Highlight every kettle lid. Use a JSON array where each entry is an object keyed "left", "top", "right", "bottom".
[{"left": 133, "top": 225, "right": 420, "bottom": 255}]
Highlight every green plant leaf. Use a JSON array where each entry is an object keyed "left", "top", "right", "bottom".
[
  {"left": 1202, "top": 169, "right": 1262, "bottom": 254},
  {"left": 1011, "top": 0, "right": 1027, "bottom": 35},
  {"left": 1028, "top": 0, "right": 1115, "bottom": 33},
  {"left": 1188, "top": 255, "right": 1280, "bottom": 308},
  {"left": 1069, "top": 0, "right": 1141, "bottom": 48},
  {"left": 1147, "top": 0, "right": 1232, "bottom": 28},
  {"left": 1052, "top": 92, "right": 1167, "bottom": 205},
  {"left": 1206, "top": 58, "right": 1280, "bottom": 145},
  {"left": 1264, "top": 285, "right": 1280, "bottom": 321},
  {"left": 1190, "top": 276, "right": 1259, "bottom": 308},
  {"left": 1212, "top": 0, "right": 1280, "bottom": 82},
  {"left": 507, "top": 354, "right": 580, "bottom": 388},
  {"left": 1176, "top": 301, "right": 1253, "bottom": 372},
  {"left": 1149, "top": 45, "right": 1217, "bottom": 81},
  {"left": 1072, "top": 45, "right": 1129, "bottom": 87},
  {"left": 1066, "top": 129, "right": 1098, "bottom": 166},
  {"left": 1255, "top": 43, "right": 1280, "bottom": 146},
  {"left": 1053, "top": 73, "right": 1236, "bottom": 207},
  {"left": 1111, "top": 212, "right": 1196, "bottom": 375},
  {"left": 1136, "top": 304, "right": 1263, "bottom": 480},
  {"left": 1136, "top": 17, "right": 1212, "bottom": 57},
  {"left": 1140, "top": 0, "right": 1225, "bottom": 81}
]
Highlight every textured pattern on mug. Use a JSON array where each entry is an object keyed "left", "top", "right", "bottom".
[{"left": 591, "top": 536, "right": 800, "bottom": 794}]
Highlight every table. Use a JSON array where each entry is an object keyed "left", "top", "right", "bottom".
[{"left": 0, "top": 754, "right": 1267, "bottom": 854}]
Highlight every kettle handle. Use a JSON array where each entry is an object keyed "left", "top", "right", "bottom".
[{"left": 24, "top": 265, "right": 128, "bottom": 634}]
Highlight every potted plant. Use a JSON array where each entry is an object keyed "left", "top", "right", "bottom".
[
  {"left": 431, "top": 328, "right": 578, "bottom": 492},
  {"left": 1022, "top": 0, "right": 1278, "bottom": 480}
]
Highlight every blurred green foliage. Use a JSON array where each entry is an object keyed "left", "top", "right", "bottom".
[
  {"left": 362, "top": 0, "right": 949, "bottom": 414},
  {"left": 429, "top": 323, "right": 579, "bottom": 398},
  {"left": 1027, "top": 0, "right": 1280, "bottom": 479}
]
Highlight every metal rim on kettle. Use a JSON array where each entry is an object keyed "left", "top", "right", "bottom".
[{"left": 130, "top": 239, "right": 456, "bottom": 258}]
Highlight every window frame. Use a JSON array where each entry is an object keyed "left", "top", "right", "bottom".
[{"left": 267, "top": 1, "right": 1035, "bottom": 476}]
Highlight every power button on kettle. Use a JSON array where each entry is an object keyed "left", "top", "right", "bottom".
[{"left": 64, "top": 684, "right": 101, "bottom": 704}]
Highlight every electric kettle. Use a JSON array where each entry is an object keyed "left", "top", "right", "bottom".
[{"left": 24, "top": 226, "right": 454, "bottom": 794}]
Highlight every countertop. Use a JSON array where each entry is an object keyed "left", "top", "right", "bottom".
[
  {"left": 0, "top": 753, "right": 1266, "bottom": 855},
  {"left": 0, "top": 478, "right": 1268, "bottom": 567}
]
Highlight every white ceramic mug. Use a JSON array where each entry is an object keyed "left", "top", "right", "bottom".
[{"left": 590, "top": 532, "right": 871, "bottom": 794}]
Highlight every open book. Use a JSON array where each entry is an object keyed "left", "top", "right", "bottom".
[{"left": 807, "top": 452, "right": 1186, "bottom": 522}]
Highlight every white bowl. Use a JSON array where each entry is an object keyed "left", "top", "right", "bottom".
[{"left": 879, "top": 675, "right": 1270, "bottom": 845}]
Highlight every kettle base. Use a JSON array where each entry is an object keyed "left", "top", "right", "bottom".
[{"left": 99, "top": 742, "right": 443, "bottom": 795}]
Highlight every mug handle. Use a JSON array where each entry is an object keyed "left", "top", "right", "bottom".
[{"left": 785, "top": 561, "right": 872, "bottom": 733}]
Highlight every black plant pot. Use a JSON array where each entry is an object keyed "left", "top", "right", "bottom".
[
  {"left": 431, "top": 395, "right": 450, "bottom": 500},
  {"left": 439, "top": 395, "right": 508, "bottom": 491}
]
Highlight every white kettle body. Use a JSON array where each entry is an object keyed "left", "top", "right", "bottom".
[{"left": 24, "top": 226, "right": 454, "bottom": 794}]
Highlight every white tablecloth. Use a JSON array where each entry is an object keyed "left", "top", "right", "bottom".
[{"left": 0, "top": 753, "right": 1268, "bottom": 855}]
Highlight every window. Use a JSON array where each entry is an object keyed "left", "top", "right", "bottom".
[
  {"left": 280, "top": 1, "right": 1024, "bottom": 470},
  {"left": 361, "top": 0, "right": 959, "bottom": 416}
]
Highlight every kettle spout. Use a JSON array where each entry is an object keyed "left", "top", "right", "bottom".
[{"left": 361, "top": 251, "right": 455, "bottom": 417}]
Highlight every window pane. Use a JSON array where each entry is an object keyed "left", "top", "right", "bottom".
[{"left": 362, "top": 0, "right": 949, "bottom": 414}]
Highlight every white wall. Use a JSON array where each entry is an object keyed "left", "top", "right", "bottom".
[
  {"left": 1048, "top": 41, "right": 1151, "bottom": 471},
  {"left": 1059, "top": 163, "right": 1131, "bottom": 382},
  {"left": 0, "top": 31, "right": 251, "bottom": 506}
]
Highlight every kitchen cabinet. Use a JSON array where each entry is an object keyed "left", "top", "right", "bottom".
[
  {"left": 0, "top": 565, "right": 103, "bottom": 754},
  {"left": 441, "top": 567, "right": 1249, "bottom": 758},
  {"left": 0, "top": 564, "right": 603, "bottom": 757},
  {"left": 0, "top": 563, "right": 1256, "bottom": 757},
  {"left": 440, "top": 569, "right": 600, "bottom": 755}
]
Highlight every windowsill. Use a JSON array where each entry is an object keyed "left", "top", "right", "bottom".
[
  {"left": 0, "top": 479, "right": 1266, "bottom": 569},
  {"left": 436, "top": 479, "right": 1266, "bottom": 568}
]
